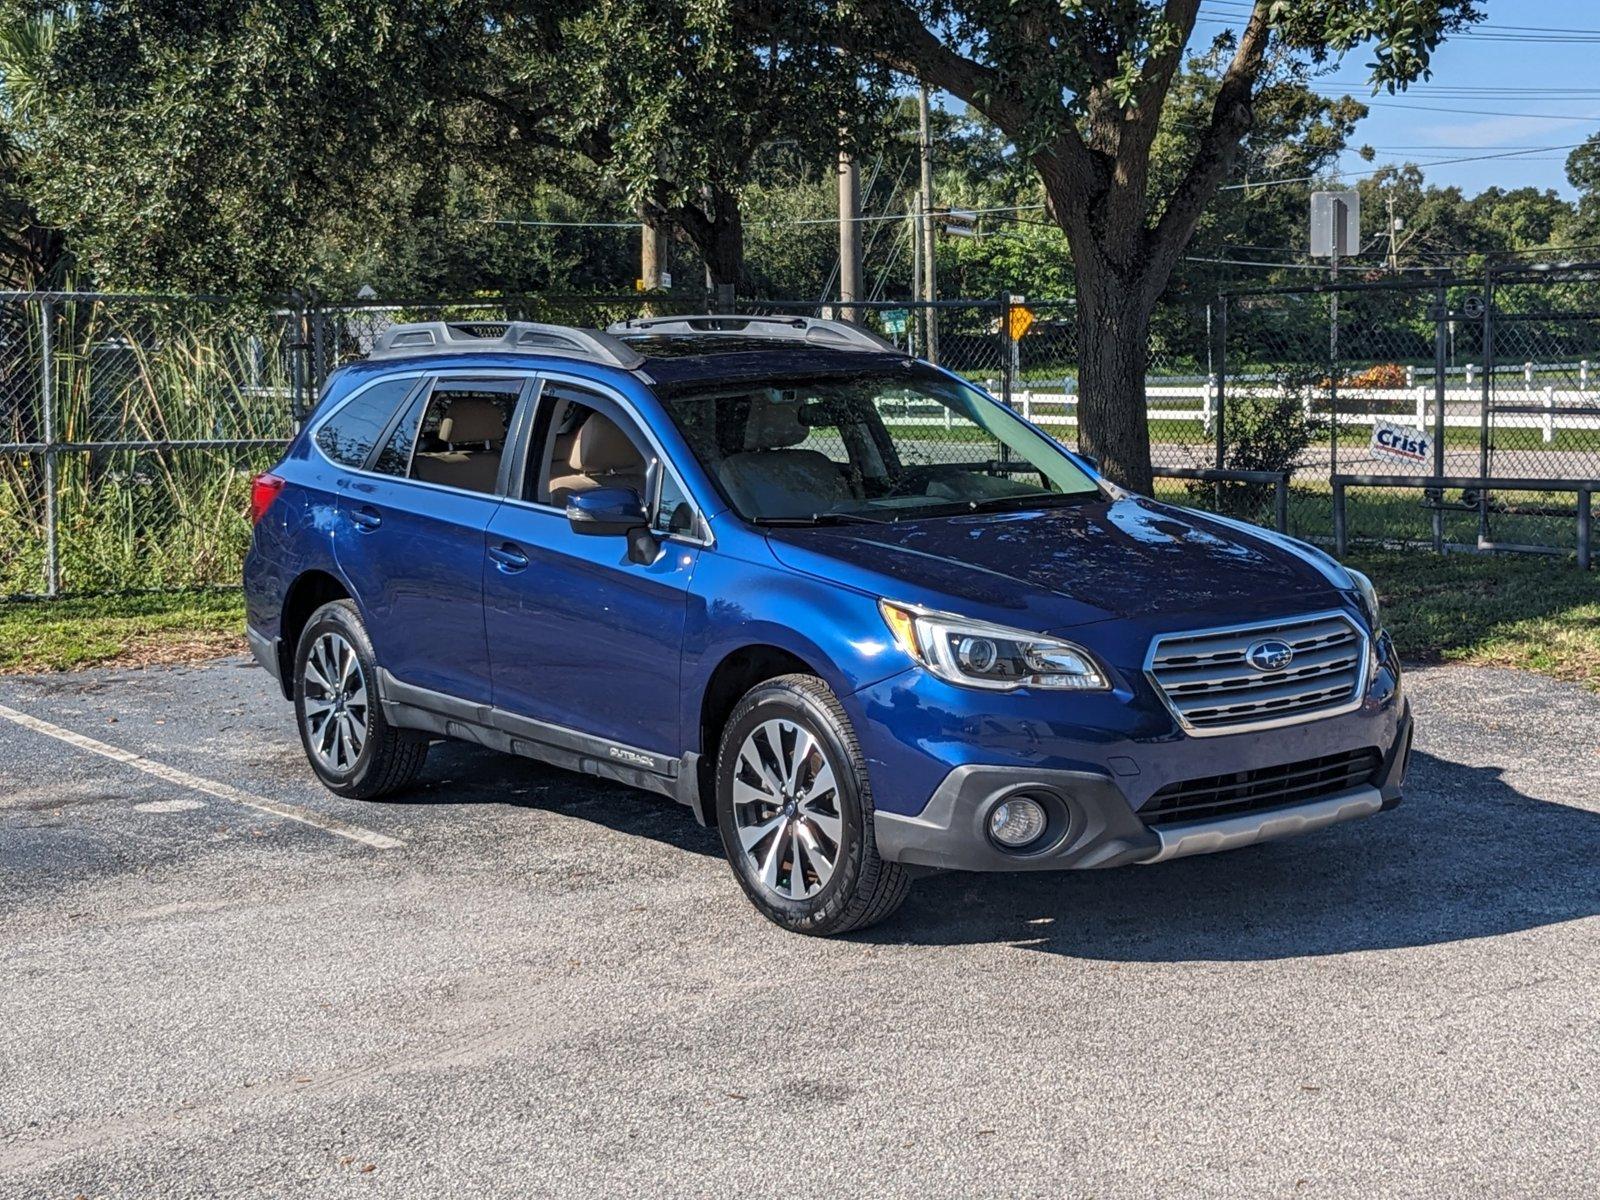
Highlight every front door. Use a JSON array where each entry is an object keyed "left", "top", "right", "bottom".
[{"left": 483, "top": 379, "right": 700, "bottom": 756}]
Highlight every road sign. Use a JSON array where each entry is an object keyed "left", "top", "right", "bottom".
[
  {"left": 1008, "top": 305, "right": 1035, "bottom": 342},
  {"left": 1311, "top": 190, "right": 1360, "bottom": 258},
  {"left": 881, "top": 308, "right": 908, "bottom": 336}
]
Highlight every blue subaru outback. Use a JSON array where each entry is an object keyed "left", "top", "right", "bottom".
[{"left": 244, "top": 315, "right": 1409, "bottom": 935}]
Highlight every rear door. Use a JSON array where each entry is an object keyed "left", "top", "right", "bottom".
[
  {"left": 483, "top": 377, "right": 702, "bottom": 756},
  {"left": 331, "top": 372, "right": 538, "bottom": 704}
]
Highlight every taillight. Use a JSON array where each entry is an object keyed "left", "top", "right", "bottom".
[{"left": 250, "top": 472, "right": 286, "bottom": 525}]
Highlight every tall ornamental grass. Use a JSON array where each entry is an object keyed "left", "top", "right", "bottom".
[{"left": 0, "top": 297, "right": 296, "bottom": 596}]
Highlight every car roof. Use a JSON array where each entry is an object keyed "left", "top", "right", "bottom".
[{"left": 346, "top": 316, "right": 916, "bottom": 394}]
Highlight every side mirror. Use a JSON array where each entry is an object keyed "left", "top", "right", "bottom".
[{"left": 565, "top": 486, "right": 649, "bottom": 537}]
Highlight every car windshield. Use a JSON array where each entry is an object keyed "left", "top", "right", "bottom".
[{"left": 657, "top": 365, "right": 1098, "bottom": 524}]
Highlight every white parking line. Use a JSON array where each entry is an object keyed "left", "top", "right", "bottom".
[{"left": 0, "top": 702, "right": 405, "bottom": 850}]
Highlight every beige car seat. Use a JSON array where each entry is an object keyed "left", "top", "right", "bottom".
[
  {"left": 410, "top": 397, "right": 508, "bottom": 494},
  {"left": 547, "top": 412, "right": 648, "bottom": 503},
  {"left": 716, "top": 396, "right": 851, "bottom": 519}
]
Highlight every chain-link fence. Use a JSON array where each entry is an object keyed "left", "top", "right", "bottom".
[
  {"left": 0, "top": 293, "right": 300, "bottom": 598},
  {"left": 6, "top": 275, "right": 1595, "bottom": 601},
  {"left": 1215, "top": 270, "right": 1596, "bottom": 563}
]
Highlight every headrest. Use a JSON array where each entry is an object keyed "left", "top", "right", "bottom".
[
  {"left": 437, "top": 398, "right": 506, "bottom": 444},
  {"left": 742, "top": 396, "right": 809, "bottom": 451},
  {"left": 567, "top": 412, "right": 641, "bottom": 474}
]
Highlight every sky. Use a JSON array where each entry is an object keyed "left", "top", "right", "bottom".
[{"left": 1197, "top": 0, "right": 1600, "bottom": 199}]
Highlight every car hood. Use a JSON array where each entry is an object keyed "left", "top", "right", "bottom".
[{"left": 762, "top": 495, "right": 1347, "bottom": 633}]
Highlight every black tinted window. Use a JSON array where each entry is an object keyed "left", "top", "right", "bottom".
[
  {"left": 315, "top": 377, "right": 416, "bottom": 468},
  {"left": 373, "top": 391, "right": 426, "bottom": 477}
]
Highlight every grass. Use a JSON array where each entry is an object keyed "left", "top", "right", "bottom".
[
  {"left": 1346, "top": 551, "right": 1600, "bottom": 687},
  {"left": 0, "top": 590, "right": 246, "bottom": 674},
  {"left": 3, "top": 552, "right": 1596, "bottom": 689}
]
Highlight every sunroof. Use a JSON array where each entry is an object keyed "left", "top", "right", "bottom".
[{"left": 617, "top": 334, "right": 788, "bottom": 359}]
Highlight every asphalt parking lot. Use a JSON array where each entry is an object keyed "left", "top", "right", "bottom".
[{"left": 2, "top": 657, "right": 1597, "bottom": 1199}]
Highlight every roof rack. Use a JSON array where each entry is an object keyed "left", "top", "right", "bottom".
[
  {"left": 606, "top": 313, "right": 900, "bottom": 354},
  {"left": 366, "top": 321, "right": 644, "bottom": 369}
]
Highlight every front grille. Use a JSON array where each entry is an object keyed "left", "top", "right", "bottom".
[
  {"left": 1142, "top": 748, "right": 1382, "bottom": 827},
  {"left": 1146, "top": 612, "right": 1367, "bottom": 734}
]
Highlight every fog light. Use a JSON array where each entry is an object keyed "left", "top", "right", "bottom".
[{"left": 989, "top": 795, "right": 1048, "bottom": 849}]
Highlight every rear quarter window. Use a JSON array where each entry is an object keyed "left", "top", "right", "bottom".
[{"left": 314, "top": 377, "right": 417, "bottom": 468}]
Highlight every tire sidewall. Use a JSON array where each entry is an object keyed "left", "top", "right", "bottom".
[
  {"left": 714, "top": 680, "right": 869, "bottom": 930},
  {"left": 293, "top": 600, "right": 382, "bottom": 793}
]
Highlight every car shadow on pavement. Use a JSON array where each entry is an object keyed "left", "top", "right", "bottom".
[
  {"left": 398, "top": 742, "right": 1597, "bottom": 960},
  {"left": 862, "top": 751, "right": 1600, "bottom": 961},
  {"left": 400, "top": 738, "right": 725, "bottom": 859}
]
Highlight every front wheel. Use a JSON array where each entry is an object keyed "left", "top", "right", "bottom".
[
  {"left": 714, "top": 674, "right": 910, "bottom": 936},
  {"left": 293, "top": 599, "right": 429, "bottom": 799}
]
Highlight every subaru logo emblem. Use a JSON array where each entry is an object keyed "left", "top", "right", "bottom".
[{"left": 1246, "top": 638, "right": 1294, "bottom": 672}]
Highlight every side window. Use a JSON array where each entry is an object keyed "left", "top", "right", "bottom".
[
  {"left": 407, "top": 382, "right": 522, "bottom": 496},
  {"left": 372, "top": 389, "right": 426, "bottom": 477},
  {"left": 653, "top": 470, "right": 695, "bottom": 536},
  {"left": 314, "top": 377, "right": 417, "bottom": 468},
  {"left": 535, "top": 386, "right": 650, "bottom": 505}
]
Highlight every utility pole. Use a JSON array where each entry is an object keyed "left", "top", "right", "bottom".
[
  {"left": 837, "top": 146, "right": 862, "bottom": 324},
  {"left": 910, "top": 192, "right": 923, "bottom": 357},
  {"left": 640, "top": 210, "right": 664, "bottom": 291},
  {"left": 918, "top": 83, "right": 938, "bottom": 364},
  {"left": 1386, "top": 193, "right": 1401, "bottom": 274}
]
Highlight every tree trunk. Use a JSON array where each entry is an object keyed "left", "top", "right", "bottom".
[
  {"left": 669, "top": 184, "right": 743, "bottom": 310},
  {"left": 1073, "top": 257, "right": 1155, "bottom": 495},
  {"left": 701, "top": 185, "right": 743, "bottom": 309}
]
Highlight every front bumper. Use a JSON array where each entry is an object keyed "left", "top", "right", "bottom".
[{"left": 872, "top": 703, "right": 1411, "bottom": 873}]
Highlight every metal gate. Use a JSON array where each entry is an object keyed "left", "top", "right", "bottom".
[{"left": 1220, "top": 270, "right": 1595, "bottom": 564}]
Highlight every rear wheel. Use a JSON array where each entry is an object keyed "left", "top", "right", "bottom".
[
  {"left": 715, "top": 674, "right": 910, "bottom": 936},
  {"left": 293, "top": 600, "right": 428, "bottom": 799}
]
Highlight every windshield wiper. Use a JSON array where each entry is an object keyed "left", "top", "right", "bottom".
[
  {"left": 961, "top": 491, "right": 1099, "bottom": 515},
  {"left": 753, "top": 511, "right": 888, "bottom": 527}
]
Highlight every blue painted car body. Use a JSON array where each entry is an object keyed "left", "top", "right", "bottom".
[{"left": 245, "top": 341, "right": 1408, "bottom": 870}]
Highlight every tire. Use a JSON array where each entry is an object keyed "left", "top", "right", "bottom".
[
  {"left": 714, "top": 673, "right": 911, "bottom": 936},
  {"left": 292, "top": 599, "right": 429, "bottom": 800}
]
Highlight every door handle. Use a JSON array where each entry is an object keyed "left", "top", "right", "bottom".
[
  {"left": 488, "top": 542, "right": 530, "bottom": 572},
  {"left": 351, "top": 506, "right": 382, "bottom": 531}
]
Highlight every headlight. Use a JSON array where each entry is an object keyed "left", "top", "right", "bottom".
[
  {"left": 1347, "top": 568, "right": 1380, "bottom": 628},
  {"left": 879, "top": 600, "right": 1108, "bottom": 691}
]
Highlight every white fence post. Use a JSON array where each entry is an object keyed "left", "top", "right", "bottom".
[
  {"left": 1583, "top": 360, "right": 1591, "bottom": 390},
  {"left": 1465, "top": 362, "right": 1475, "bottom": 387},
  {"left": 1545, "top": 385, "right": 1555, "bottom": 444},
  {"left": 1203, "top": 374, "right": 1215, "bottom": 433},
  {"left": 1415, "top": 386, "right": 1426, "bottom": 427},
  {"left": 1406, "top": 365, "right": 1416, "bottom": 388},
  {"left": 1021, "top": 392, "right": 1033, "bottom": 422}
]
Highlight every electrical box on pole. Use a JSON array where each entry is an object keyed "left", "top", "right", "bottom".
[{"left": 1310, "top": 190, "right": 1360, "bottom": 260}]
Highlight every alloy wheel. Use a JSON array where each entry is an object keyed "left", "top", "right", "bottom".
[
  {"left": 301, "top": 631, "right": 369, "bottom": 773},
  {"left": 731, "top": 718, "right": 843, "bottom": 900}
]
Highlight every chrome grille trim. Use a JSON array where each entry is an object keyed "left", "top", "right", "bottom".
[{"left": 1144, "top": 610, "right": 1370, "bottom": 737}]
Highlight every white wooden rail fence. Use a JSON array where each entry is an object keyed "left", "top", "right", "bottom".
[{"left": 877, "top": 364, "right": 1600, "bottom": 442}]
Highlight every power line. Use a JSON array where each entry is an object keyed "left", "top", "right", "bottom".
[
  {"left": 1197, "top": 6, "right": 1600, "bottom": 43},
  {"left": 1220, "top": 142, "right": 1588, "bottom": 191}
]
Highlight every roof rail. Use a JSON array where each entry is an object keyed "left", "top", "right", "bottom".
[
  {"left": 367, "top": 321, "right": 644, "bottom": 369},
  {"left": 606, "top": 313, "right": 900, "bottom": 354}
]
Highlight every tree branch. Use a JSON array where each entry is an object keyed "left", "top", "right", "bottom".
[{"left": 1143, "top": 0, "right": 1272, "bottom": 301}]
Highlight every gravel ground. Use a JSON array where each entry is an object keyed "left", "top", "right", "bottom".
[{"left": 1, "top": 657, "right": 1596, "bottom": 1199}]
